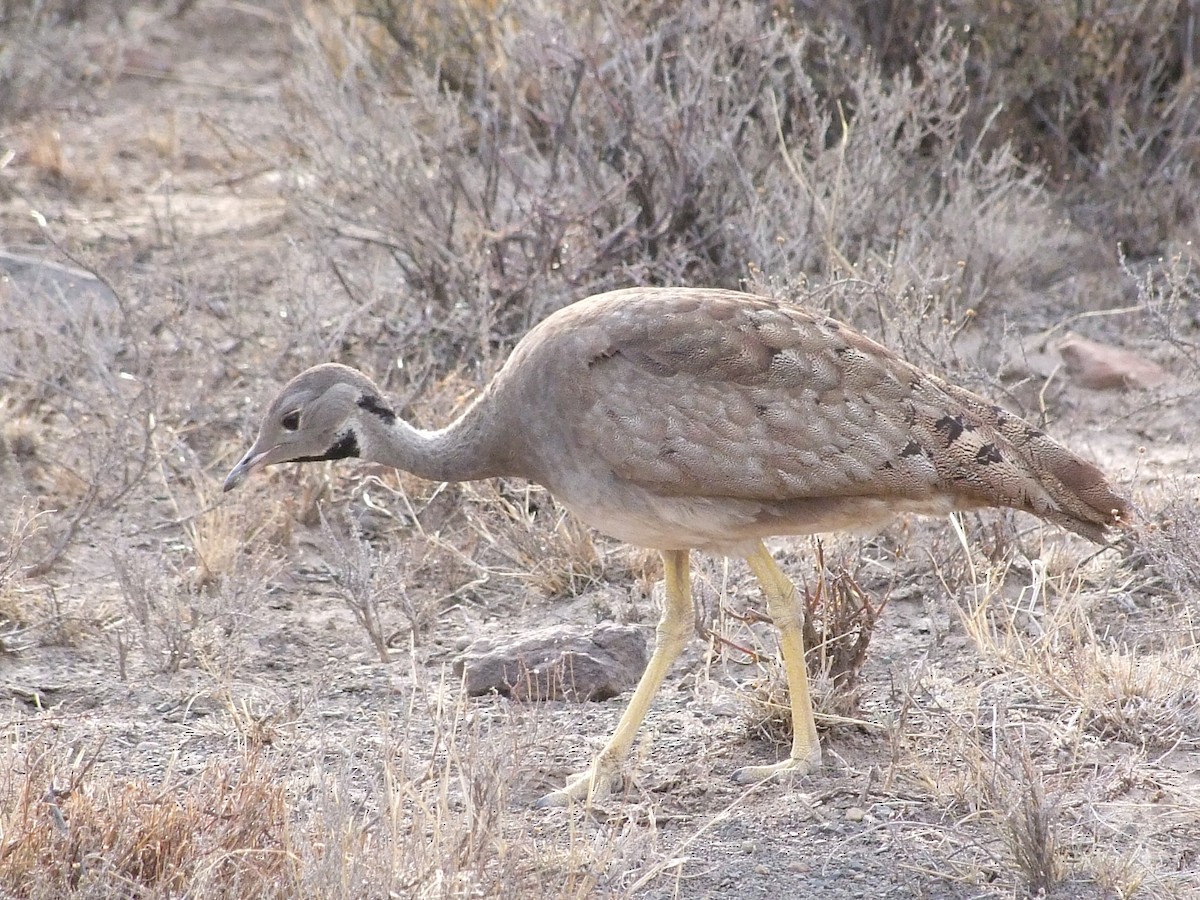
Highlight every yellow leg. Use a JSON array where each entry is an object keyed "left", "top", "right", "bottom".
[
  {"left": 536, "top": 549, "right": 693, "bottom": 807},
  {"left": 734, "top": 541, "right": 822, "bottom": 783}
]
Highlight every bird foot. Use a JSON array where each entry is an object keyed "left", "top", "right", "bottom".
[
  {"left": 534, "top": 765, "right": 623, "bottom": 808},
  {"left": 732, "top": 750, "right": 822, "bottom": 785}
]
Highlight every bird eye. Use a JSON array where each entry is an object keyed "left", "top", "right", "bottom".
[{"left": 281, "top": 410, "right": 301, "bottom": 431}]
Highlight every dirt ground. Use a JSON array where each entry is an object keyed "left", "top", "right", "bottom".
[{"left": 2, "top": 3, "right": 1199, "bottom": 898}]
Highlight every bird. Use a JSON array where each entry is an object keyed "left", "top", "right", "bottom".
[{"left": 223, "top": 287, "right": 1129, "bottom": 806}]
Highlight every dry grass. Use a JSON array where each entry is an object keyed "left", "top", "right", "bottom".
[
  {"left": 892, "top": 684, "right": 1200, "bottom": 898},
  {"left": 948, "top": 530, "right": 1200, "bottom": 751},
  {"left": 876, "top": 509, "right": 1200, "bottom": 897},
  {"left": 0, "top": 685, "right": 650, "bottom": 899},
  {"left": 0, "top": 730, "right": 291, "bottom": 898}
]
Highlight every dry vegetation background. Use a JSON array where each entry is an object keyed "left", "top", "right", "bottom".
[{"left": 1, "top": 0, "right": 1199, "bottom": 897}]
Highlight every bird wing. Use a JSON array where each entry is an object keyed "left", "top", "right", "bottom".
[{"left": 573, "top": 291, "right": 1125, "bottom": 541}]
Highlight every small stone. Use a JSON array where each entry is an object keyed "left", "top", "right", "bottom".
[
  {"left": 845, "top": 806, "right": 867, "bottom": 822},
  {"left": 454, "top": 623, "right": 650, "bottom": 702},
  {"left": 709, "top": 695, "right": 741, "bottom": 717},
  {"left": 1058, "top": 333, "right": 1170, "bottom": 391}
]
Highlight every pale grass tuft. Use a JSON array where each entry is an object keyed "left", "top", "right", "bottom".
[
  {"left": 951, "top": 546, "right": 1200, "bottom": 748},
  {"left": 1087, "top": 850, "right": 1150, "bottom": 899},
  {"left": 460, "top": 480, "right": 607, "bottom": 600},
  {"left": 223, "top": 693, "right": 284, "bottom": 746},
  {"left": 317, "top": 507, "right": 403, "bottom": 663},
  {"left": 24, "top": 124, "right": 68, "bottom": 182},
  {"left": 165, "top": 470, "right": 294, "bottom": 590},
  {"left": 184, "top": 501, "right": 245, "bottom": 591}
]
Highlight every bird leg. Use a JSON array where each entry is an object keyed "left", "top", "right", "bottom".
[
  {"left": 536, "top": 549, "right": 693, "bottom": 807},
  {"left": 733, "top": 541, "right": 822, "bottom": 783}
]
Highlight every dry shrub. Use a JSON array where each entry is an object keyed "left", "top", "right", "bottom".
[
  {"left": 287, "top": 0, "right": 809, "bottom": 352},
  {"left": 109, "top": 546, "right": 199, "bottom": 676},
  {"left": 317, "top": 507, "right": 405, "bottom": 662},
  {"left": 1062, "top": 643, "right": 1200, "bottom": 748},
  {"left": 285, "top": 0, "right": 1061, "bottom": 388},
  {"left": 0, "top": 257, "right": 162, "bottom": 580},
  {"left": 1129, "top": 494, "right": 1200, "bottom": 605},
  {"left": 1123, "top": 246, "right": 1200, "bottom": 389},
  {"left": 800, "top": 545, "right": 891, "bottom": 711},
  {"left": 743, "top": 543, "right": 889, "bottom": 745},
  {"left": 279, "top": 0, "right": 1198, "bottom": 412},
  {"left": 801, "top": 0, "right": 1200, "bottom": 256},
  {"left": 108, "top": 528, "right": 273, "bottom": 679},
  {"left": 183, "top": 499, "right": 270, "bottom": 591}
]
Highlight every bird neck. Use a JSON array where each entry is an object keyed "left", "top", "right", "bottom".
[{"left": 354, "top": 401, "right": 509, "bottom": 484}]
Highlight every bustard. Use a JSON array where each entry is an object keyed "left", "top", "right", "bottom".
[{"left": 224, "top": 287, "right": 1129, "bottom": 806}]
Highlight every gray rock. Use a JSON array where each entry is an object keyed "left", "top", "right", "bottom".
[
  {"left": 454, "top": 623, "right": 650, "bottom": 701},
  {"left": 0, "top": 250, "right": 118, "bottom": 316},
  {"left": 0, "top": 250, "right": 122, "bottom": 373}
]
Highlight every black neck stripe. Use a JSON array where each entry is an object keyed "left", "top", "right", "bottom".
[
  {"left": 358, "top": 394, "right": 396, "bottom": 424},
  {"left": 292, "top": 430, "right": 360, "bottom": 463}
]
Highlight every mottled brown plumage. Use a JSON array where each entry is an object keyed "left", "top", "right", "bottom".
[
  {"left": 491, "top": 289, "right": 1126, "bottom": 549},
  {"left": 225, "top": 287, "right": 1129, "bottom": 806}
]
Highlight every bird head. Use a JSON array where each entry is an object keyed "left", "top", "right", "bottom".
[{"left": 223, "top": 363, "right": 389, "bottom": 492}]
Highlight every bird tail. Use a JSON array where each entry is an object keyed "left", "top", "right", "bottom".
[
  {"left": 1011, "top": 436, "right": 1131, "bottom": 543},
  {"left": 935, "top": 382, "right": 1132, "bottom": 544}
]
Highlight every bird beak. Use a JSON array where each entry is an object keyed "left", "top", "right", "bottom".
[{"left": 223, "top": 446, "right": 273, "bottom": 493}]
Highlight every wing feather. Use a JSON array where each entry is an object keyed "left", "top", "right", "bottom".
[{"left": 565, "top": 289, "right": 1126, "bottom": 541}]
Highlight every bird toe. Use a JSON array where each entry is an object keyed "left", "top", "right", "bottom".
[
  {"left": 534, "top": 767, "right": 623, "bottom": 808},
  {"left": 732, "top": 753, "right": 821, "bottom": 786}
]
